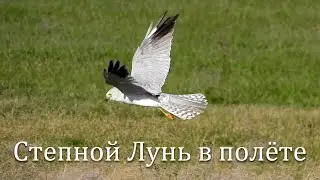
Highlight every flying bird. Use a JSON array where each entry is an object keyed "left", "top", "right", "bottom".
[{"left": 103, "top": 11, "right": 208, "bottom": 120}]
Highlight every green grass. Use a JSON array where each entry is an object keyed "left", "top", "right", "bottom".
[{"left": 0, "top": 0, "right": 320, "bottom": 179}]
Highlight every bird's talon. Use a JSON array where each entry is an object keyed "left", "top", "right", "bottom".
[
  {"left": 159, "top": 108, "right": 174, "bottom": 120},
  {"left": 165, "top": 113, "right": 174, "bottom": 120}
]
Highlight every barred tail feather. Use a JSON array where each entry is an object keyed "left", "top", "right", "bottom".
[{"left": 159, "top": 93, "right": 208, "bottom": 120}]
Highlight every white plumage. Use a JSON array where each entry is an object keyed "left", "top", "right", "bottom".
[{"left": 103, "top": 11, "right": 208, "bottom": 120}]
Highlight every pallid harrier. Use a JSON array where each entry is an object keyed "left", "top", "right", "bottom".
[{"left": 103, "top": 11, "right": 208, "bottom": 120}]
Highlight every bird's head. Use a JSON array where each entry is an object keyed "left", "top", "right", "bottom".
[{"left": 106, "top": 87, "right": 124, "bottom": 101}]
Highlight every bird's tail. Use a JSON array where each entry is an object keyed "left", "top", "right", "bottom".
[{"left": 159, "top": 93, "right": 208, "bottom": 120}]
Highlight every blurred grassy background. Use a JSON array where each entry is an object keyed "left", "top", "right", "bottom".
[
  {"left": 0, "top": 0, "right": 319, "bottom": 179},
  {"left": 1, "top": 0, "right": 319, "bottom": 110}
]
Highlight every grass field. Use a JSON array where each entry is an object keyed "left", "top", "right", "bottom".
[{"left": 1, "top": 0, "right": 320, "bottom": 179}]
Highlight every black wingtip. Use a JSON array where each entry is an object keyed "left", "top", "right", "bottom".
[
  {"left": 108, "top": 60, "right": 114, "bottom": 73},
  {"left": 159, "top": 10, "right": 168, "bottom": 22},
  {"left": 159, "top": 10, "right": 179, "bottom": 20},
  {"left": 163, "top": 10, "right": 168, "bottom": 15},
  {"left": 152, "top": 11, "right": 179, "bottom": 40},
  {"left": 114, "top": 61, "right": 120, "bottom": 71},
  {"left": 105, "top": 60, "right": 129, "bottom": 79}
]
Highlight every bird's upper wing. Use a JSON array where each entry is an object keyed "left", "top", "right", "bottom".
[
  {"left": 130, "top": 11, "right": 179, "bottom": 95},
  {"left": 103, "top": 60, "right": 150, "bottom": 95}
]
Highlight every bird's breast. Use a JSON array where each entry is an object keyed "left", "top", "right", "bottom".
[{"left": 123, "top": 94, "right": 160, "bottom": 107}]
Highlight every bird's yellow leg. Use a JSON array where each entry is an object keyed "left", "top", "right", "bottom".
[{"left": 158, "top": 108, "right": 174, "bottom": 120}]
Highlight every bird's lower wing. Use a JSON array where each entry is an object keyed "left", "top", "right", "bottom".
[{"left": 103, "top": 60, "right": 151, "bottom": 95}]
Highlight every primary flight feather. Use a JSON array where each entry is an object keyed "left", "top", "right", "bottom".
[{"left": 103, "top": 11, "right": 208, "bottom": 120}]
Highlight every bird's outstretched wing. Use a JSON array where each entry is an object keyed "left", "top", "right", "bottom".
[
  {"left": 103, "top": 60, "right": 149, "bottom": 95},
  {"left": 130, "top": 11, "right": 179, "bottom": 95}
]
